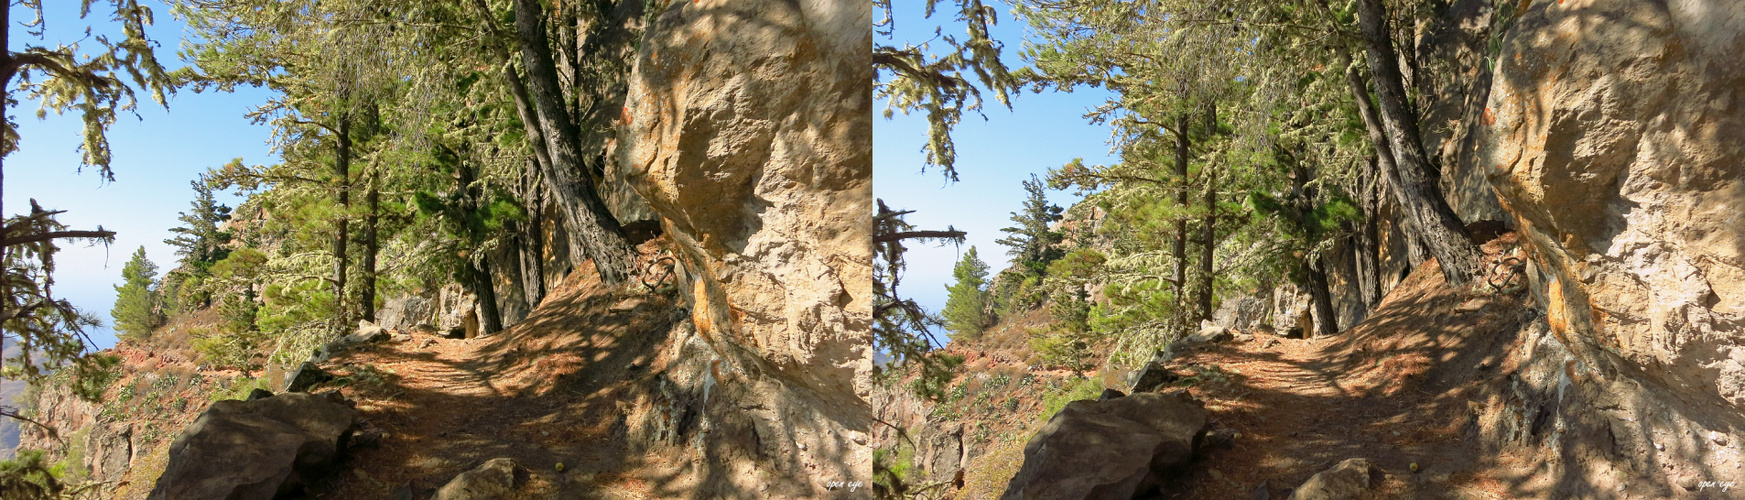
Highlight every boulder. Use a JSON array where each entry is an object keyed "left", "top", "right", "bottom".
[
  {"left": 246, "top": 388, "right": 274, "bottom": 401},
  {"left": 999, "top": 391, "right": 1209, "bottom": 499},
  {"left": 1129, "top": 360, "right": 1179, "bottom": 394},
  {"left": 147, "top": 392, "right": 359, "bottom": 500},
  {"left": 1186, "top": 321, "right": 1233, "bottom": 345},
  {"left": 434, "top": 458, "right": 524, "bottom": 500},
  {"left": 1286, "top": 458, "right": 1380, "bottom": 500},
  {"left": 347, "top": 320, "right": 389, "bottom": 344},
  {"left": 377, "top": 295, "right": 436, "bottom": 332},
  {"left": 1097, "top": 388, "right": 1126, "bottom": 401},
  {"left": 284, "top": 362, "right": 333, "bottom": 393}
]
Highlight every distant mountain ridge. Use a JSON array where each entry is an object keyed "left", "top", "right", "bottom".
[{"left": 1, "top": 336, "right": 23, "bottom": 459}]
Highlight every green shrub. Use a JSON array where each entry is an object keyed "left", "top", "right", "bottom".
[
  {"left": 208, "top": 376, "right": 267, "bottom": 403},
  {"left": 190, "top": 326, "right": 264, "bottom": 375},
  {"left": 1038, "top": 377, "right": 1104, "bottom": 423}
]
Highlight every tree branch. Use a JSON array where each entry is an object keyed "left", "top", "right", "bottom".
[
  {"left": 1, "top": 229, "right": 116, "bottom": 247},
  {"left": 874, "top": 230, "right": 968, "bottom": 244}
]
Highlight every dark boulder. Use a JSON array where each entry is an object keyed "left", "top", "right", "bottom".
[
  {"left": 999, "top": 391, "right": 1209, "bottom": 499},
  {"left": 1129, "top": 361, "right": 1179, "bottom": 394},
  {"left": 147, "top": 392, "right": 359, "bottom": 500},
  {"left": 284, "top": 362, "right": 333, "bottom": 393}
]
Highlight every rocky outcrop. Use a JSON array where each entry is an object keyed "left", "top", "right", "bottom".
[
  {"left": 916, "top": 421, "right": 967, "bottom": 486},
  {"left": 438, "top": 284, "right": 481, "bottom": 339},
  {"left": 1286, "top": 458, "right": 1380, "bottom": 500},
  {"left": 1416, "top": 0, "right": 1511, "bottom": 223},
  {"left": 1476, "top": 0, "right": 1745, "bottom": 495},
  {"left": 999, "top": 391, "right": 1209, "bottom": 499},
  {"left": 376, "top": 295, "right": 437, "bottom": 333},
  {"left": 434, "top": 458, "right": 525, "bottom": 500},
  {"left": 84, "top": 421, "right": 135, "bottom": 483},
  {"left": 618, "top": 0, "right": 873, "bottom": 495},
  {"left": 148, "top": 391, "right": 359, "bottom": 500}
]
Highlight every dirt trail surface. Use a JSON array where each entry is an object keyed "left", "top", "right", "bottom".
[
  {"left": 304, "top": 261, "right": 696, "bottom": 499},
  {"left": 1165, "top": 244, "right": 1542, "bottom": 499}
]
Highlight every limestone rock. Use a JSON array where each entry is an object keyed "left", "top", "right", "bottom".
[
  {"left": 377, "top": 295, "right": 436, "bottom": 333},
  {"left": 347, "top": 320, "right": 389, "bottom": 344},
  {"left": 434, "top": 458, "right": 524, "bottom": 500},
  {"left": 1186, "top": 320, "right": 1234, "bottom": 345},
  {"left": 618, "top": 0, "right": 872, "bottom": 494},
  {"left": 1286, "top": 458, "right": 1380, "bottom": 500},
  {"left": 1472, "top": 0, "right": 1745, "bottom": 493},
  {"left": 147, "top": 392, "right": 359, "bottom": 500},
  {"left": 437, "top": 284, "right": 479, "bottom": 337},
  {"left": 999, "top": 391, "right": 1209, "bottom": 499},
  {"left": 1482, "top": 0, "right": 1745, "bottom": 411}
]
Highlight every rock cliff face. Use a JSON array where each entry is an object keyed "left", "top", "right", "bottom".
[
  {"left": 618, "top": 0, "right": 873, "bottom": 495},
  {"left": 1478, "top": 0, "right": 1745, "bottom": 494}
]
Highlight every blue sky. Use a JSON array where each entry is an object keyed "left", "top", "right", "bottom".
[
  {"left": 6, "top": 1, "right": 278, "bottom": 349},
  {"left": 875, "top": 2, "right": 1116, "bottom": 337}
]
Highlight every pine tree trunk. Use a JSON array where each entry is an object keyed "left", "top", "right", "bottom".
[
  {"left": 519, "top": 161, "right": 547, "bottom": 308},
  {"left": 496, "top": 233, "right": 529, "bottom": 325},
  {"left": 472, "top": 258, "right": 503, "bottom": 335},
  {"left": 1345, "top": 59, "right": 1403, "bottom": 302},
  {"left": 332, "top": 115, "right": 352, "bottom": 332},
  {"left": 512, "top": 0, "right": 634, "bottom": 285},
  {"left": 1358, "top": 208, "right": 1383, "bottom": 307},
  {"left": 361, "top": 166, "right": 379, "bottom": 323},
  {"left": 1306, "top": 257, "right": 1338, "bottom": 336},
  {"left": 1172, "top": 113, "right": 1190, "bottom": 323},
  {"left": 1, "top": 5, "right": 11, "bottom": 308},
  {"left": 1197, "top": 105, "right": 1217, "bottom": 322},
  {"left": 1198, "top": 166, "right": 1215, "bottom": 323},
  {"left": 1354, "top": 0, "right": 1477, "bottom": 286}
]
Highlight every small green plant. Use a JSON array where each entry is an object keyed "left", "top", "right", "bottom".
[
  {"left": 1178, "top": 363, "right": 1241, "bottom": 387},
  {"left": 208, "top": 376, "right": 266, "bottom": 402},
  {"left": 331, "top": 364, "right": 393, "bottom": 388},
  {"left": 1038, "top": 377, "right": 1104, "bottom": 423}
]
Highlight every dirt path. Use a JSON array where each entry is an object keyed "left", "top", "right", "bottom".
[
  {"left": 301, "top": 268, "right": 691, "bottom": 500},
  {"left": 1163, "top": 261, "right": 1536, "bottom": 499}
]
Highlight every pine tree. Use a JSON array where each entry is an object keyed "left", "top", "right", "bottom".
[
  {"left": 942, "top": 246, "right": 991, "bottom": 338},
  {"left": 996, "top": 175, "right": 1065, "bottom": 276},
  {"left": 164, "top": 179, "right": 234, "bottom": 268},
  {"left": 2, "top": 0, "right": 170, "bottom": 402},
  {"left": 111, "top": 247, "right": 161, "bottom": 341}
]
